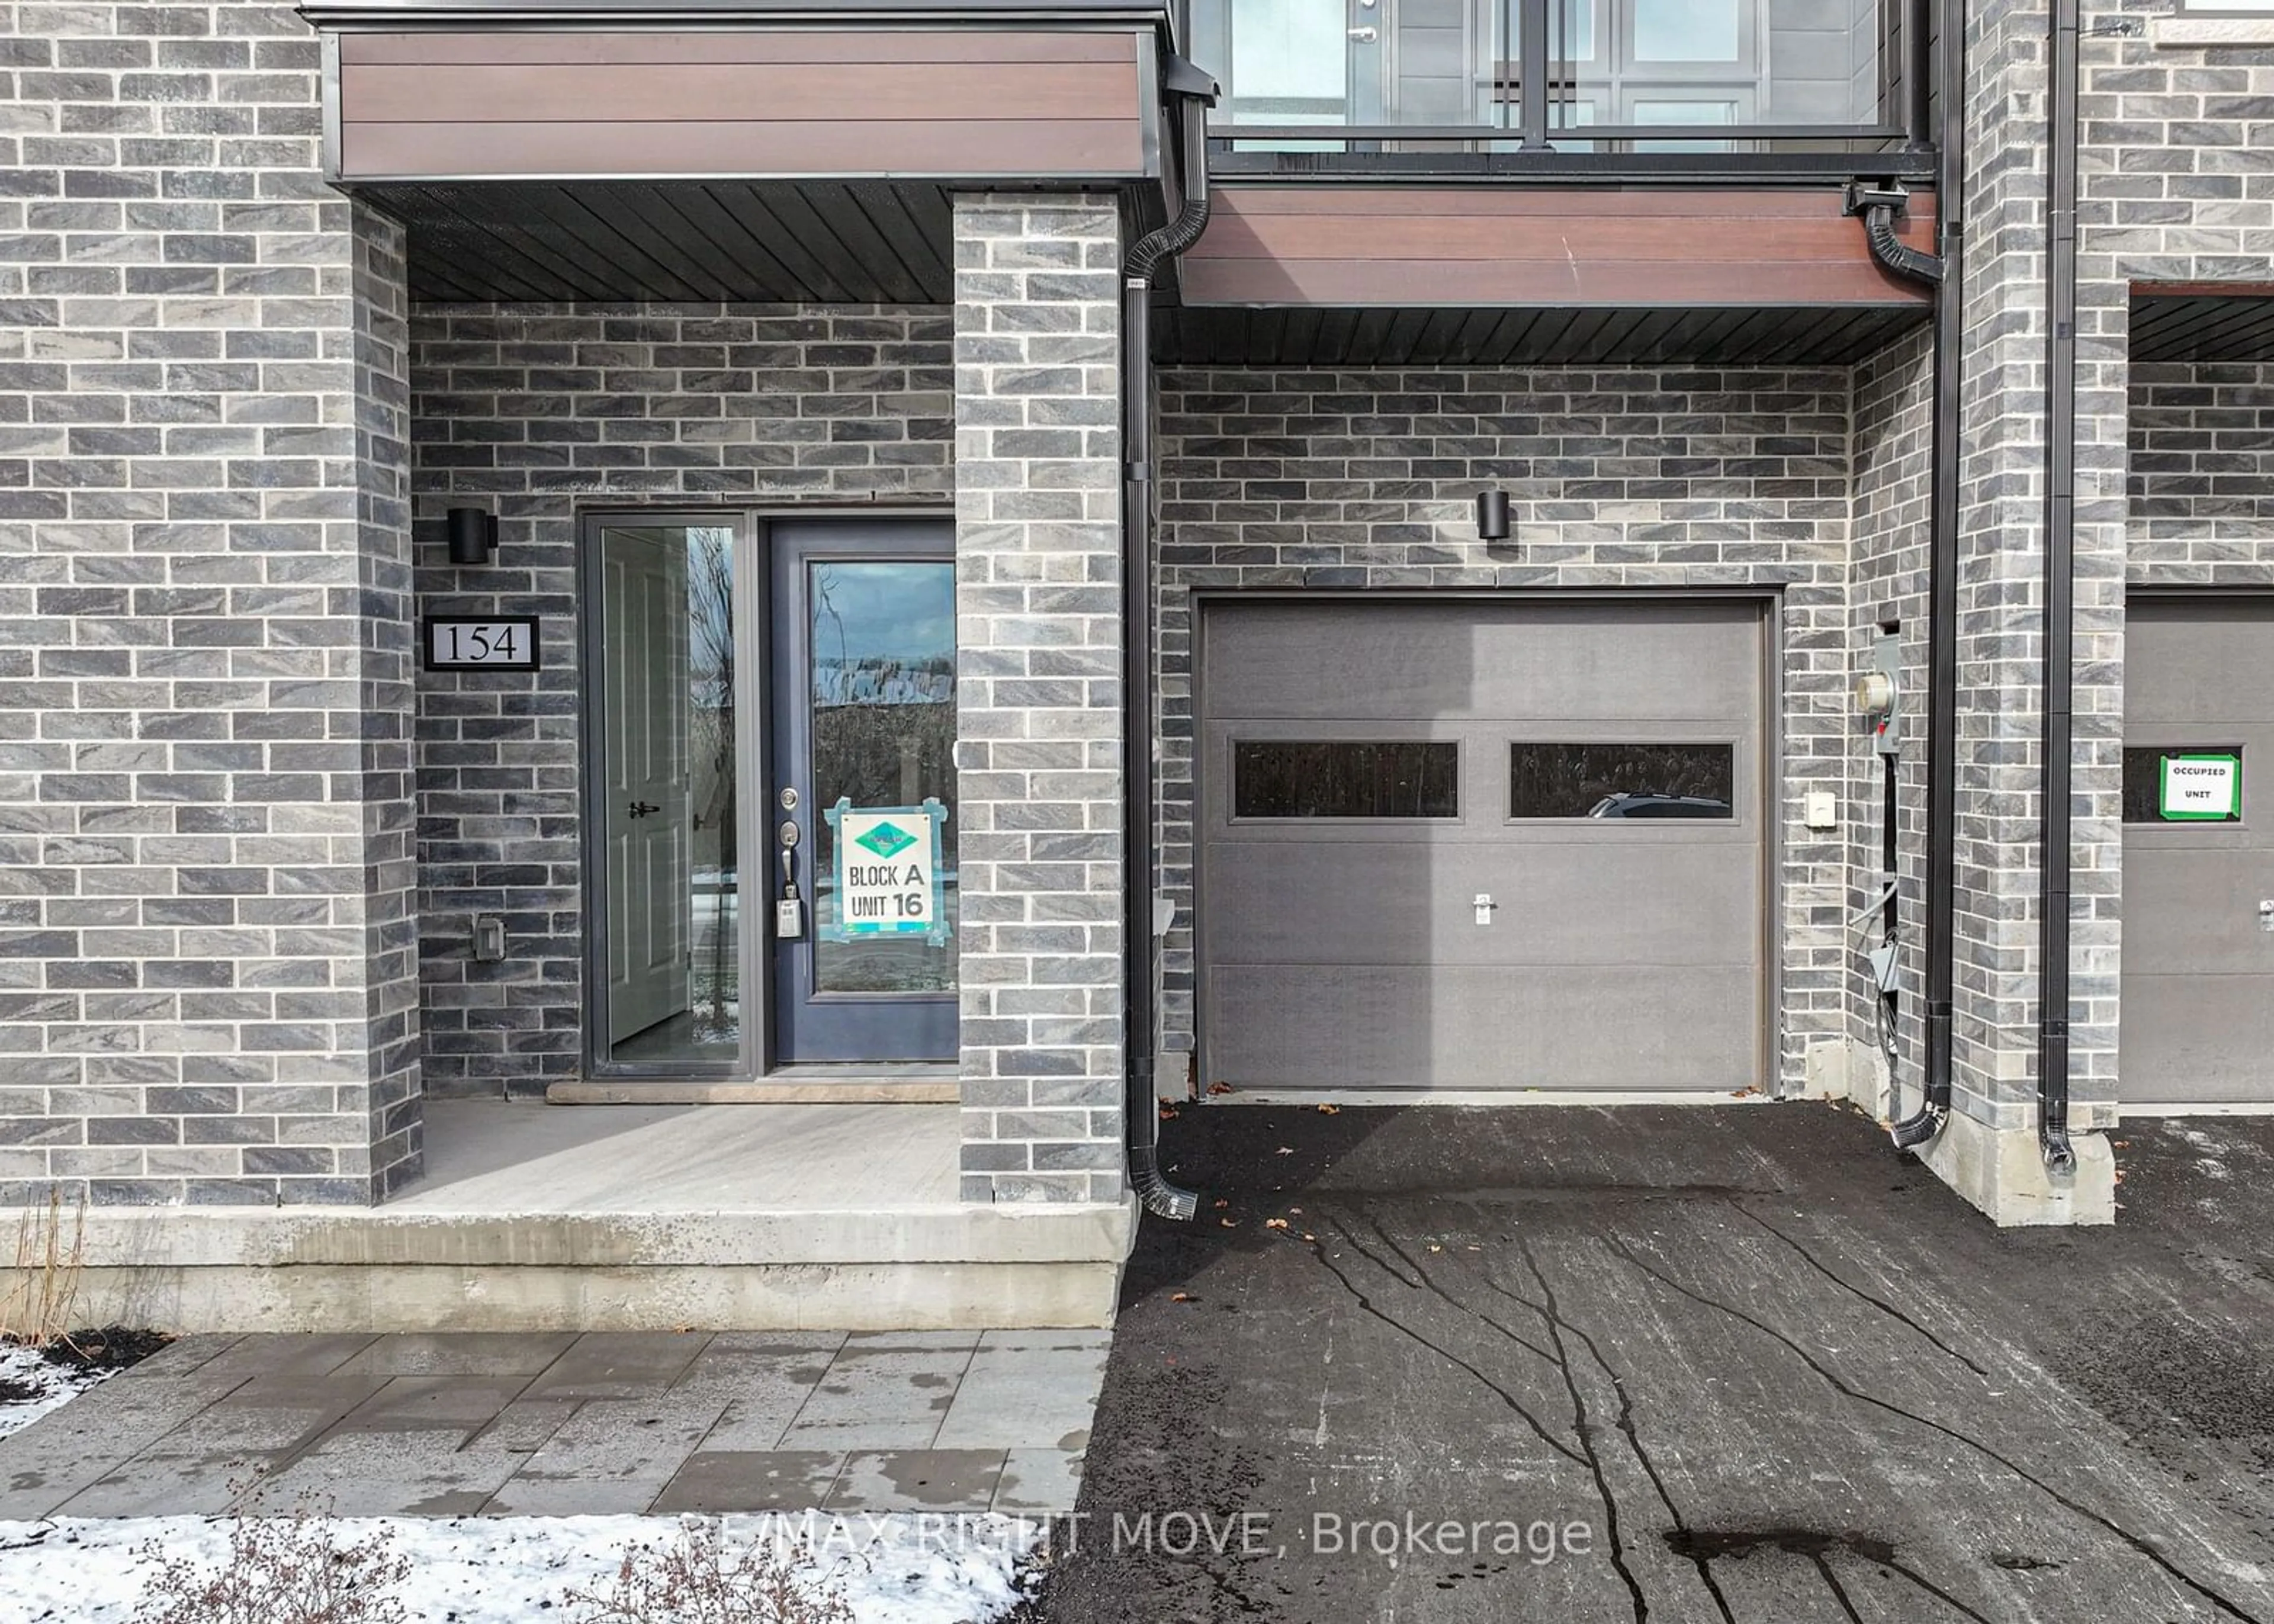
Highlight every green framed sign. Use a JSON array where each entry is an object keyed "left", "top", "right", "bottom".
[{"left": 2159, "top": 752, "right": 2241, "bottom": 821}]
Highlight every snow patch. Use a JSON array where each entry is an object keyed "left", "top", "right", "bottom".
[
  {"left": 0, "top": 1512, "right": 1045, "bottom": 1624},
  {"left": 0, "top": 1345, "right": 117, "bottom": 1442}
]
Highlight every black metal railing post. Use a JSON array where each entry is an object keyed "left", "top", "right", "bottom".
[
  {"left": 1518, "top": 0, "right": 1550, "bottom": 149},
  {"left": 1904, "top": 0, "right": 1932, "bottom": 149}
]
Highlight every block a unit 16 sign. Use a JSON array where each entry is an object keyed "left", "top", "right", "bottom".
[{"left": 826, "top": 798, "right": 950, "bottom": 944}]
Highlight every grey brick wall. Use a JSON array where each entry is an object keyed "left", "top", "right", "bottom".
[
  {"left": 2128, "top": 361, "right": 2274, "bottom": 563},
  {"left": 1153, "top": 365, "right": 1858, "bottom": 1095},
  {"left": 0, "top": 2, "right": 419, "bottom": 1204},
  {"left": 407, "top": 303, "right": 952, "bottom": 1094},
  {"left": 1849, "top": 328, "right": 1935, "bottom": 1085},
  {"left": 950, "top": 194, "right": 1128, "bottom": 1205}
]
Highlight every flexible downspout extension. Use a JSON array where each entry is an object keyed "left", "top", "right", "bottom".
[
  {"left": 1846, "top": 0, "right": 1961, "bottom": 1152},
  {"left": 2038, "top": 0, "right": 2080, "bottom": 1174},
  {"left": 1122, "top": 58, "right": 1217, "bottom": 1223}
]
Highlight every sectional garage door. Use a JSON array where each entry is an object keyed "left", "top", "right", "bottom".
[
  {"left": 1197, "top": 597, "right": 1770, "bottom": 1094},
  {"left": 2121, "top": 595, "right": 2274, "bottom": 1105}
]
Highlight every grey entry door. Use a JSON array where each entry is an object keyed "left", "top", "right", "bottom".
[
  {"left": 768, "top": 520, "right": 958, "bottom": 1064},
  {"left": 2121, "top": 596, "right": 2274, "bottom": 1105},
  {"left": 1198, "top": 597, "right": 1768, "bottom": 1093}
]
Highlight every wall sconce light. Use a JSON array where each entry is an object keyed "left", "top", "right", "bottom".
[
  {"left": 447, "top": 506, "right": 499, "bottom": 566},
  {"left": 1475, "top": 490, "right": 1511, "bottom": 542}
]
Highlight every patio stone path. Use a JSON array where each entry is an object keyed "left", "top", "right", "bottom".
[{"left": 0, "top": 1328, "right": 1106, "bottom": 1519}]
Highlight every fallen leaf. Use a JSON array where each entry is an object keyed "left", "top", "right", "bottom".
[
  {"left": 1427, "top": 1244, "right": 1443, "bottom": 1253},
  {"left": 1171, "top": 1292, "right": 1193, "bottom": 1303},
  {"left": 1213, "top": 1198, "right": 1229, "bottom": 1209},
  {"left": 1207, "top": 1080, "right": 1236, "bottom": 1095},
  {"left": 1276, "top": 1146, "right": 1295, "bottom": 1156},
  {"left": 1318, "top": 1104, "right": 1341, "bottom": 1115},
  {"left": 1302, "top": 1233, "right": 1316, "bottom": 1242},
  {"left": 1287, "top": 1206, "right": 1303, "bottom": 1215},
  {"left": 1219, "top": 1218, "right": 1239, "bottom": 1229},
  {"left": 1159, "top": 1102, "right": 1180, "bottom": 1121},
  {"left": 1266, "top": 1218, "right": 1290, "bottom": 1230}
]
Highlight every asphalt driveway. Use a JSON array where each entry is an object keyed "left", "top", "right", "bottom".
[{"left": 1030, "top": 1102, "right": 2274, "bottom": 1623}]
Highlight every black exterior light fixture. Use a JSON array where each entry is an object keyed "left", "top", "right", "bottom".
[
  {"left": 446, "top": 506, "right": 499, "bottom": 566},
  {"left": 1475, "top": 490, "right": 1511, "bottom": 542}
]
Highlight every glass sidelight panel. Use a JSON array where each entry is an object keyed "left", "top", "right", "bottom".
[
  {"left": 593, "top": 523, "right": 744, "bottom": 1067},
  {"left": 808, "top": 560, "right": 959, "bottom": 995}
]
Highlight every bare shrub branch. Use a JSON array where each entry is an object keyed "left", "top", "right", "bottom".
[
  {"left": 129, "top": 1515, "right": 410, "bottom": 1624},
  {"left": 566, "top": 1519, "right": 856, "bottom": 1624},
  {"left": 0, "top": 1186, "right": 86, "bottom": 1349}
]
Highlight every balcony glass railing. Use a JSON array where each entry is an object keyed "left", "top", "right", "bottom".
[{"left": 1189, "top": 0, "right": 1909, "bottom": 153}]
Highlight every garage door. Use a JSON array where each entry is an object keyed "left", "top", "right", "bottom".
[
  {"left": 1198, "top": 597, "right": 1769, "bottom": 1094},
  {"left": 2121, "top": 595, "right": 2274, "bottom": 1105}
]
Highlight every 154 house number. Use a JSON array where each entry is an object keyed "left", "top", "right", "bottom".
[{"left": 423, "top": 616, "right": 541, "bottom": 671}]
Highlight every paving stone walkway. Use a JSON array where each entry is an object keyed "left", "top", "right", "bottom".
[{"left": 0, "top": 1329, "right": 1107, "bottom": 1520}]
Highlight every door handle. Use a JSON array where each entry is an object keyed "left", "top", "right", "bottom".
[
  {"left": 627, "top": 799, "right": 659, "bottom": 818},
  {"left": 1347, "top": 25, "right": 1377, "bottom": 40}
]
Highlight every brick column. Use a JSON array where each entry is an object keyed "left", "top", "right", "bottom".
[
  {"left": 1930, "top": 0, "right": 2118, "bottom": 1221},
  {"left": 0, "top": 0, "right": 420, "bottom": 1206},
  {"left": 950, "top": 194, "right": 1127, "bottom": 1205}
]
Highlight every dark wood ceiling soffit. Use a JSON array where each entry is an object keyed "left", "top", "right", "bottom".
[
  {"left": 2131, "top": 286, "right": 2274, "bottom": 364},
  {"left": 1177, "top": 186, "right": 1939, "bottom": 310},
  {"left": 329, "top": 26, "right": 1157, "bottom": 183},
  {"left": 391, "top": 181, "right": 956, "bottom": 303}
]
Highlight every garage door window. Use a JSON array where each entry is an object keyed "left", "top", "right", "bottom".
[
  {"left": 1508, "top": 741, "right": 1737, "bottom": 819},
  {"left": 1234, "top": 741, "right": 1459, "bottom": 819},
  {"left": 2124, "top": 747, "right": 2244, "bottom": 824}
]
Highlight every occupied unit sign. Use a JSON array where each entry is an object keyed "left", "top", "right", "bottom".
[
  {"left": 2159, "top": 752, "right": 2241, "bottom": 821},
  {"left": 423, "top": 616, "right": 540, "bottom": 671}
]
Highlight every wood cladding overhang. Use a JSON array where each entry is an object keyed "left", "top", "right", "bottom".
[
  {"left": 1177, "top": 187, "right": 1939, "bottom": 309},
  {"left": 331, "top": 27, "right": 1152, "bottom": 181}
]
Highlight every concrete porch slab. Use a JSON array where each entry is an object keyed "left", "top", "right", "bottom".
[{"left": 0, "top": 1102, "right": 1134, "bottom": 1333}]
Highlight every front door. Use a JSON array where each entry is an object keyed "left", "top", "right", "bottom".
[{"left": 769, "top": 521, "right": 959, "bottom": 1063}]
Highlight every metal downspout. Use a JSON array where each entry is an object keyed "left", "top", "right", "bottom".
[
  {"left": 1849, "top": 0, "right": 1961, "bottom": 1152},
  {"left": 1122, "top": 62, "right": 1216, "bottom": 1222},
  {"left": 2038, "top": 0, "right": 2080, "bottom": 1173}
]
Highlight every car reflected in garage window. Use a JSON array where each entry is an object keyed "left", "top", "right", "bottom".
[{"left": 1508, "top": 741, "right": 1737, "bottom": 819}]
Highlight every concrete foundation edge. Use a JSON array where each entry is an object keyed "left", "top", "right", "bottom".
[
  {"left": 1919, "top": 1107, "right": 2116, "bottom": 1227},
  {"left": 4, "top": 1260, "right": 1129, "bottom": 1334}
]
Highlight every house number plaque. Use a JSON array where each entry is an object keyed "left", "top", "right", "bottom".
[{"left": 422, "top": 616, "right": 541, "bottom": 671}]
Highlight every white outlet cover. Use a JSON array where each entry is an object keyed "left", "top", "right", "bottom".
[{"left": 1804, "top": 790, "right": 1838, "bottom": 829}]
